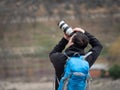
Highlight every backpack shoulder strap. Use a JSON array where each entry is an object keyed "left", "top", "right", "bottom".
[
  {"left": 63, "top": 52, "right": 70, "bottom": 60},
  {"left": 83, "top": 51, "right": 92, "bottom": 59}
]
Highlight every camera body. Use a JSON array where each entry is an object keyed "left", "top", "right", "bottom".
[{"left": 58, "top": 20, "right": 74, "bottom": 36}]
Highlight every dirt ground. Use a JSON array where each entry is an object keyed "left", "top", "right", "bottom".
[{"left": 0, "top": 78, "right": 120, "bottom": 90}]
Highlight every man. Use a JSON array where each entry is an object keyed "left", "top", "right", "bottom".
[{"left": 49, "top": 27, "right": 103, "bottom": 90}]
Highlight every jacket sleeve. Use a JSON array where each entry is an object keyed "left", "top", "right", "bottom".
[
  {"left": 49, "top": 37, "right": 68, "bottom": 56},
  {"left": 84, "top": 31, "right": 103, "bottom": 67},
  {"left": 49, "top": 37, "right": 68, "bottom": 74}
]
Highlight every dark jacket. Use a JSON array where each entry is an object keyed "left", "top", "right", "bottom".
[{"left": 49, "top": 31, "right": 103, "bottom": 90}]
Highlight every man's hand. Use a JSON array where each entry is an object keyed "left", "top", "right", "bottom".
[
  {"left": 63, "top": 33, "right": 71, "bottom": 40},
  {"left": 73, "top": 27, "right": 85, "bottom": 33}
]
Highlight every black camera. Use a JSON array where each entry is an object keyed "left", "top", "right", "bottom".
[{"left": 58, "top": 20, "right": 74, "bottom": 36}]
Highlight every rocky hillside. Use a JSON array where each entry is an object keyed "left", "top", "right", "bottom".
[
  {"left": 36, "top": 0, "right": 120, "bottom": 16},
  {"left": 0, "top": 0, "right": 120, "bottom": 21},
  {"left": 0, "top": 0, "right": 120, "bottom": 80}
]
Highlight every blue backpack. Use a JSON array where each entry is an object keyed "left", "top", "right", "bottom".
[{"left": 57, "top": 52, "right": 92, "bottom": 90}]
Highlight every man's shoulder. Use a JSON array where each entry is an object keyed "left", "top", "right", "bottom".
[{"left": 50, "top": 52, "right": 67, "bottom": 60}]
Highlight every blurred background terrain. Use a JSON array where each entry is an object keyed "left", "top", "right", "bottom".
[{"left": 0, "top": 0, "right": 120, "bottom": 90}]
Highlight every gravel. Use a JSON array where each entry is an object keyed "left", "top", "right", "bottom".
[{"left": 0, "top": 78, "right": 120, "bottom": 90}]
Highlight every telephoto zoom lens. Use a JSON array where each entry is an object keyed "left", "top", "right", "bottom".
[{"left": 58, "top": 20, "right": 74, "bottom": 36}]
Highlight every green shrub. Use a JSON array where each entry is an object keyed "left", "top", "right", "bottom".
[
  {"left": 100, "top": 69, "right": 106, "bottom": 78},
  {"left": 108, "top": 65, "right": 120, "bottom": 79}
]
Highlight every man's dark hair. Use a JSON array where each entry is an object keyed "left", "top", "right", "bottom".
[
  {"left": 64, "top": 31, "right": 89, "bottom": 55},
  {"left": 72, "top": 32, "right": 89, "bottom": 48}
]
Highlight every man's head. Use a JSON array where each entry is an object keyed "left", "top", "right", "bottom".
[
  {"left": 66, "top": 31, "right": 89, "bottom": 49},
  {"left": 72, "top": 31, "right": 89, "bottom": 48}
]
